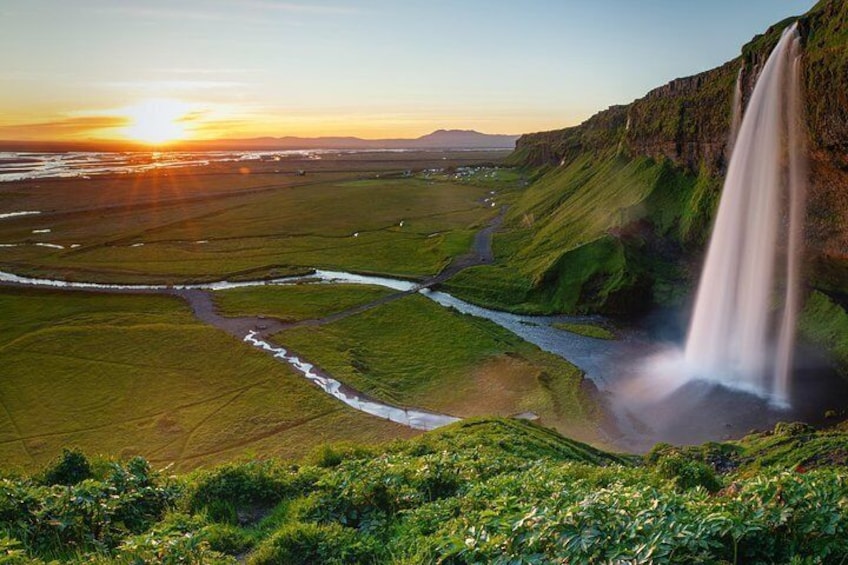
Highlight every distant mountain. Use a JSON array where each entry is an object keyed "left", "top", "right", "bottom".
[
  {"left": 178, "top": 129, "right": 518, "bottom": 151},
  {"left": 403, "top": 129, "right": 519, "bottom": 149},
  {"left": 0, "top": 130, "right": 518, "bottom": 153}
]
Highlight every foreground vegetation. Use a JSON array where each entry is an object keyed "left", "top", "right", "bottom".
[{"left": 2, "top": 418, "right": 846, "bottom": 564}]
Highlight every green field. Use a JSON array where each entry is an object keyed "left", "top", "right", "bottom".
[
  {"left": 276, "top": 293, "right": 602, "bottom": 443},
  {"left": 214, "top": 284, "right": 395, "bottom": 322},
  {"left": 0, "top": 287, "right": 416, "bottom": 473},
  {"left": 0, "top": 156, "right": 511, "bottom": 283},
  {"left": 0, "top": 154, "right": 608, "bottom": 477}
]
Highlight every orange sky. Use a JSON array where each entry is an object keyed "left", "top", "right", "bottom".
[{"left": 0, "top": 1, "right": 814, "bottom": 144}]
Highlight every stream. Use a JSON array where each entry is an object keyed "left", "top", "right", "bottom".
[
  {"left": 0, "top": 268, "right": 619, "bottom": 432},
  {"left": 4, "top": 267, "right": 845, "bottom": 449}
]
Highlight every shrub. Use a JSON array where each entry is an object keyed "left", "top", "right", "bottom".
[
  {"left": 248, "top": 522, "right": 378, "bottom": 565},
  {"left": 774, "top": 422, "right": 815, "bottom": 436},
  {"left": 40, "top": 448, "right": 92, "bottom": 486},
  {"left": 204, "top": 523, "right": 254, "bottom": 555},
  {"left": 645, "top": 442, "right": 674, "bottom": 465},
  {"left": 184, "top": 462, "right": 319, "bottom": 521},
  {"left": 655, "top": 453, "right": 722, "bottom": 492},
  {"left": 0, "top": 458, "right": 178, "bottom": 557},
  {"left": 305, "top": 442, "right": 373, "bottom": 469},
  {"left": 117, "top": 530, "right": 233, "bottom": 564}
]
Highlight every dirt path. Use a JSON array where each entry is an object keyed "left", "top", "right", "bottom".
[{"left": 273, "top": 206, "right": 507, "bottom": 332}]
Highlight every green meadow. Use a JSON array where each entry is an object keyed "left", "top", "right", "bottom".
[
  {"left": 275, "top": 293, "right": 602, "bottom": 443},
  {"left": 0, "top": 154, "right": 610, "bottom": 477},
  {"left": 0, "top": 157, "right": 512, "bottom": 283},
  {"left": 0, "top": 287, "right": 416, "bottom": 473},
  {"left": 214, "top": 283, "right": 395, "bottom": 322},
  {"left": 443, "top": 153, "right": 718, "bottom": 314}
]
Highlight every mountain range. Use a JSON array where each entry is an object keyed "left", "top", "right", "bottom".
[{"left": 0, "top": 129, "right": 518, "bottom": 153}]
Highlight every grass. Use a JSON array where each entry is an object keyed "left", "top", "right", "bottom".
[
  {"left": 551, "top": 321, "right": 616, "bottom": 340},
  {"left": 0, "top": 287, "right": 416, "bottom": 474},
  {"left": 799, "top": 290, "right": 848, "bottom": 377},
  {"left": 443, "top": 153, "right": 719, "bottom": 314},
  {"left": 213, "top": 283, "right": 396, "bottom": 322},
  {"left": 442, "top": 154, "right": 662, "bottom": 312},
  {"left": 277, "top": 294, "right": 602, "bottom": 443},
  {"left": 4, "top": 418, "right": 847, "bottom": 564},
  {"left": 650, "top": 420, "right": 848, "bottom": 475},
  {"left": 0, "top": 155, "right": 502, "bottom": 283}
]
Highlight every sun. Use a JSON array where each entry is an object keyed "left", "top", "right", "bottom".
[{"left": 121, "top": 99, "right": 192, "bottom": 145}]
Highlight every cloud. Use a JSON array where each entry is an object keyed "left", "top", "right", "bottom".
[
  {"left": 98, "top": 1, "right": 356, "bottom": 22},
  {"left": 152, "top": 68, "right": 262, "bottom": 76},
  {"left": 188, "top": 117, "right": 255, "bottom": 133},
  {"left": 0, "top": 116, "right": 129, "bottom": 139},
  {"left": 233, "top": 1, "right": 358, "bottom": 15},
  {"left": 99, "top": 80, "right": 249, "bottom": 92}
]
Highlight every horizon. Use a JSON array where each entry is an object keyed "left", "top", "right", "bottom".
[{"left": 1, "top": 0, "right": 815, "bottom": 146}]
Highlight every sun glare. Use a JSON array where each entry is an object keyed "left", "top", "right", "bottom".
[{"left": 121, "top": 99, "right": 191, "bottom": 144}]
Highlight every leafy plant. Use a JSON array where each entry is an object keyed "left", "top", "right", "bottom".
[{"left": 40, "top": 449, "right": 93, "bottom": 487}]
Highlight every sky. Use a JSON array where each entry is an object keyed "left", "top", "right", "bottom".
[{"left": 0, "top": 0, "right": 817, "bottom": 143}]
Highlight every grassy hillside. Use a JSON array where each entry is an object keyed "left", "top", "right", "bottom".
[
  {"left": 443, "top": 1, "right": 848, "bottom": 374},
  {"left": 277, "top": 294, "right": 602, "bottom": 443},
  {"left": 799, "top": 290, "right": 848, "bottom": 377},
  {"left": 2, "top": 418, "right": 846, "bottom": 564},
  {"left": 0, "top": 287, "right": 416, "bottom": 473},
  {"left": 444, "top": 153, "right": 719, "bottom": 314}
]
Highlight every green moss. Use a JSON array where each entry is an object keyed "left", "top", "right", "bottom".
[
  {"left": 799, "top": 290, "right": 848, "bottom": 377},
  {"left": 551, "top": 322, "right": 616, "bottom": 340}
]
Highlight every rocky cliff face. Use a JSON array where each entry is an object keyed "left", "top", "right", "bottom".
[{"left": 511, "top": 0, "right": 848, "bottom": 275}]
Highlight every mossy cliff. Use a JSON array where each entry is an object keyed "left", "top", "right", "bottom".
[{"left": 448, "top": 1, "right": 848, "bottom": 370}]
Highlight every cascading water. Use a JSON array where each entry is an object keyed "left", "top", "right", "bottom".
[
  {"left": 684, "top": 23, "right": 806, "bottom": 405},
  {"left": 728, "top": 68, "right": 744, "bottom": 154}
]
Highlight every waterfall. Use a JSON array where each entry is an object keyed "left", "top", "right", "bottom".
[
  {"left": 728, "top": 67, "right": 743, "bottom": 154},
  {"left": 684, "top": 23, "right": 806, "bottom": 405}
]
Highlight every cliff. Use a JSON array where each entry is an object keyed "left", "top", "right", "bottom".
[
  {"left": 514, "top": 1, "right": 848, "bottom": 171},
  {"left": 502, "top": 0, "right": 848, "bottom": 293}
]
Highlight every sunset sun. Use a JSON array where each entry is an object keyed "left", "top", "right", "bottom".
[{"left": 121, "top": 99, "right": 192, "bottom": 144}]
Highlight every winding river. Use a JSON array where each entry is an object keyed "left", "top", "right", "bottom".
[
  {"left": 6, "top": 267, "right": 841, "bottom": 449},
  {"left": 0, "top": 268, "right": 618, "bottom": 432}
]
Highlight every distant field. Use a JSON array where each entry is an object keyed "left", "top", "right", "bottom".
[
  {"left": 277, "top": 293, "right": 602, "bottom": 443},
  {"left": 0, "top": 287, "right": 416, "bottom": 473},
  {"left": 0, "top": 152, "right": 595, "bottom": 475},
  {"left": 0, "top": 153, "right": 513, "bottom": 283}
]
